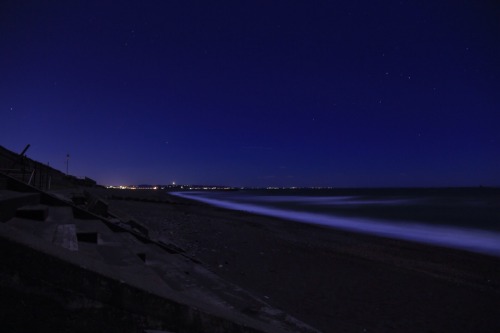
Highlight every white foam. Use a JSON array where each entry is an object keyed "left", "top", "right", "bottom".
[
  {"left": 256, "top": 195, "right": 413, "bottom": 205},
  {"left": 171, "top": 192, "right": 500, "bottom": 257}
]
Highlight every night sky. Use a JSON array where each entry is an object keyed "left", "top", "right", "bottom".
[{"left": 1, "top": 1, "right": 499, "bottom": 187}]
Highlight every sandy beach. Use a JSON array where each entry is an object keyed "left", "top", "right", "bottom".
[{"left": 95, "top": 189, "right": 500, "bottom": 333}]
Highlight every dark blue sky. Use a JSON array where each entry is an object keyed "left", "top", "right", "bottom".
[{"left": 1, "top": 1, "right": 499, "bottom": 187}]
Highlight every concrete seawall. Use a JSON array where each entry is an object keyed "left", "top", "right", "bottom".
[
  {"left": 0, "top": 170, "right": 320, "bottom": 333},
  {"left": 0, "top": 223, "right": 278, "bottom": 333}
]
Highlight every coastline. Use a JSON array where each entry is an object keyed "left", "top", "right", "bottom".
[
  {"left": 170, "top": 190, "right": 500, "bottom": 257},
  {"left": 97, "top": 189, "right": 500, "bottom": 333}
]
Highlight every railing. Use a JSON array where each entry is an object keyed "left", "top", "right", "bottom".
[
  {"left": 0, "top": 146, "right": 52, "bottom": 190},
  {"left": 0, "top": 167, "right": 52, "bottom": 191}
]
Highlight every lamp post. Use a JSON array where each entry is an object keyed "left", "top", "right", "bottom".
[{"left": 66, "top": 154, "right": 70, "bottom": 175}]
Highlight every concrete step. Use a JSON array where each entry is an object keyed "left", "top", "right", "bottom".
[
  {"left": 7, "top": 206, "right": 77, "bottom": 252},
  {"left": 16, "top": 204, "right": 49, "bottom": 221},
  {"left": 0, "top": 190, "right": 40, "bottom": 222},
  {"left": 46, "top": 206, "right": 75, "bottom": 222},
  {"left": 6, "top": 217, "right": 78, "bottom": 252},
  {"left": 73, "top": 219, "right": 116, "bottom": 245},
  {"left": 72, "top": 219, "right": 148, "bottom": 265},
  {"left": 70, "top": 219, "right": 172, "bottom": 293}
]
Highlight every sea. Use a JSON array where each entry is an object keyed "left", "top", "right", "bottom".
[{"left": 171, "top": 188, "right": 500, "bottom": 257}]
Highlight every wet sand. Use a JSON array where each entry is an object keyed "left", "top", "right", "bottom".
[{"left": 97, "top": 189, "right": 500, "bottom": 333}]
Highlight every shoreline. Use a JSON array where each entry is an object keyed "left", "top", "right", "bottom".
[
  {"left": 97, "top": 189, "right": 500, "bottom": 333},
  {"left": 170, "top": 191, "right": 500, "bottom": 258}
]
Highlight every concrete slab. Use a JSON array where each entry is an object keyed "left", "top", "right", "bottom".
[
  {"left": 70, "top": 219, "right": 156, "bottom": 270},
  {"left": 72, "top": 218, "right": 120, "bottom": 245},
  {"left": 7, "top": 206, "right": 79, "bottom": 245},
  {"left": 97, "top": 244, "right": 146, "bottom": 267},
  {"left": 5, "top": 217, "right": 58, "bottom": 242},
  {"left": 52, "top": 224, "right": 78, "bottom": 251},
  {"left": 46, "top": 206, "right": 75, "bottom": 222}
]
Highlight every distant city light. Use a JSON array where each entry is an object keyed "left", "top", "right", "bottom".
[{"left": 105, "top": 184, "right": 334, "bottom": 191}]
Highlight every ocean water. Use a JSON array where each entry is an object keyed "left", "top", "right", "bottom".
[{"left": 171, "top": 188, "right": 500, "bottom": 257}]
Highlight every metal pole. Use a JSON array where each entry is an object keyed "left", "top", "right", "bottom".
[
  {"left": 46, "top": 162, "right": 50, "bottom": 190},
  {"left": 38, "top": 163, "right": 42, "bottom": 188},
  {"left": 28, "top": 170, "right": 35, "bottom": 185},
  {"left": 66, "top": 154, "right": 70, "bottom": 175},
  {"left": 7, "top": 144, "right": 30, "bottom": 176},
  {"left": 20, "top": 144, "right": 30, "bottom": 157}
]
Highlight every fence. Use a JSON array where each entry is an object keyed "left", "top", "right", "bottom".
[{"left": 0, "top": 146, "right": 52, "bottom": 190}]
